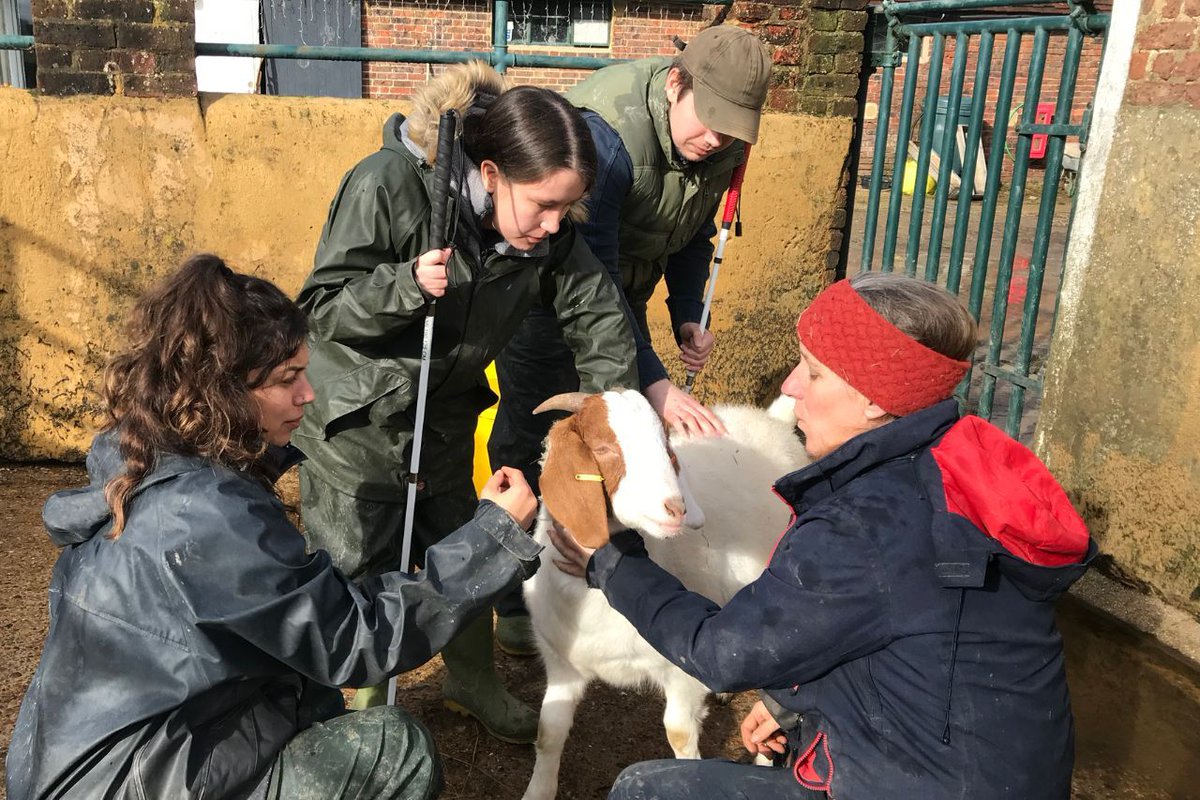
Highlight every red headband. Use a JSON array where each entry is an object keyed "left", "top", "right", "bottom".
[{"left": 796, "top": 280, "right": 970, "bottom": 416}]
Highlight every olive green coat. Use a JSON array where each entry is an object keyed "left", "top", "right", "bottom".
[
  {"left": 294, "top": 113, "right": 637, "bottom": 502},
  {"left": 566, "top": 58, "right": 745, "bottom": 311}
]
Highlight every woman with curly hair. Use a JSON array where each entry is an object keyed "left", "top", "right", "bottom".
[{"left": 7, "top": 254, "right": 541, "bottom": 800}]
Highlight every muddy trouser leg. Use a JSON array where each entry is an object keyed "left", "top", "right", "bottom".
[
  {"left": 261, "top": 707, "right": 443, "bottom": 800},
  {"left": 608, "top": 758, "right": 825, "bottom": 800},
  {"left": 489, "top": 308, "right": 577, "bottom": 619}
]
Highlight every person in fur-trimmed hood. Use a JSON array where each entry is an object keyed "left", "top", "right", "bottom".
[
  {"left": 551, "top": 272, "right": 1095, "bottom": 800},
  {"left": 293, "top": 62, "right": 638, "bottom": 743}
]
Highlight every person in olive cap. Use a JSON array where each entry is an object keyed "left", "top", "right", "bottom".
[{"left": 486, "top": 25, "right": 771, "bottom": 656}]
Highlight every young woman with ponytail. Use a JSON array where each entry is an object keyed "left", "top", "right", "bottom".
[
  {"left": 293, "top": 61, "right": 639, "bottom": 739},
  {"left": 7, "top": 254, "right": 541, "bottom": 800}
]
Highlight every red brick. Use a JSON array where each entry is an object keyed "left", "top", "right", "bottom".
[
  {"left": 1151, "top": 51, "right": 1178, "bottom": 78},
  {"left": 1128, "top": 51, "right": 1149, "bottom": 80},
  {"left": 778, "top": 7, "right": 806, "bottom": 20},
  {"left": 1162, "top": 0, "right": 1183, "bottom": 17},
  {"left": 733, "top": 2, "right": 772, "bottom": 23},
  {"left": 762, "top": 24, "right": 798, "bottom": 45},
  {"left": 1139, "top": 21, "right": 1195, "bottom": 50},
  {"left": 1176, "top": 51, "right": 1200, "bottom": 79},
  {"left": 1183, "top": 0, "right": 1200, "bottom": 16},
  {"left": 772, "top": 44, "right": 803, "bottom": 66}
]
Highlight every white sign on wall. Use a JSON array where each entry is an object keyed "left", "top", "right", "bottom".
[{"left": 195, "top": 0, "right": 261, "bottom": 93}]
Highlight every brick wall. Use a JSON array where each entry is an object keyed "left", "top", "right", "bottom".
[
  {"left": 362, "top": 0, "right": 870, "bottom": 113},
  {"left": 1126, "top": 0, "right": 1200, "bottom": 108},
  {"left": 362, "top": 0, "right": 714, "bottom": 96},
  {"left": 859, "top": 25, "right": 1106, "bottom": 183},
  {"left": 31, "top": 0, "right": 196, "bottom": 96}
]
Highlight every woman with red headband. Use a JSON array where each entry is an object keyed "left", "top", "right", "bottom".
[{"left": 551, "top": 272, "right": 1095, "bottom": 800}]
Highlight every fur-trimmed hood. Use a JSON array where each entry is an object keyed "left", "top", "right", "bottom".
[{"left": 404, "top": 60, "right": 508, "bottom": 165}]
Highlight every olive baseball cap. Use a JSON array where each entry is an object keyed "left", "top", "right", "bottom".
[{"left": 680, "top": 26, "right": 771, "bottom": 144}]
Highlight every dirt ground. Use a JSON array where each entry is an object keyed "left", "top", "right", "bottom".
[{"left": 1, "top": 463, "right": 1194, "bottom": 799}]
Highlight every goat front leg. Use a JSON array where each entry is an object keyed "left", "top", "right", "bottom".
[
  {"left": 522, "top": 655, "right": 588, "bottom": 800},
  {"left": 661, "top": 672, "right": 710, "bottom": 759}
]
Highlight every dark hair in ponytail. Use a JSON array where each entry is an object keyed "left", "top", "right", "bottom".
[
  {"left": 102, "top": 253, "right": 308, "bottom": 536},
  {"left": 463, "top": 85, "right": 597, "bottom": 191}
]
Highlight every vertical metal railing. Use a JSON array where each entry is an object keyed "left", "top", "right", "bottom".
[{"left": 855, "top": 0, "right": 1109, "bottom": 439}]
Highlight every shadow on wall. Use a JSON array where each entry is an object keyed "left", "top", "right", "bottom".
[{"left": 0, "top": 220, "right": 158, "bottom": 460}]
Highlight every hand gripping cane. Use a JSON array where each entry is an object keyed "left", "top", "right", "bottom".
[
  {"left": 390, "top": 109, "right": 457, "bottom": 706},
  {"left": 683, "top": 143, "right": 751, "bottom": 394}
]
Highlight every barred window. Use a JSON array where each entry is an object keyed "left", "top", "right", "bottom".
[{"left": 506, "top": 0, "right": 613, "bottom": 48}]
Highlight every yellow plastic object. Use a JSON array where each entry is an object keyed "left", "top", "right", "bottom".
[
  {"left": 472, "top": 362, "right": 501, "bottom": 495},
  {"left": 901, "top": 159, "right": 936, "bottom": 196}
]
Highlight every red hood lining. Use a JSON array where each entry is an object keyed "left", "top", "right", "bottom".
[{"left": 930, "top": 417, "right": 1089, "bottom": 567}]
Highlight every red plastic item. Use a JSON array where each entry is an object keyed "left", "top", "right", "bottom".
[{"left": 1030, "top": 101, "right": 1055, "bottom": 159}]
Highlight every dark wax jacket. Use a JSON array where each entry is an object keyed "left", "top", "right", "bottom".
[
  {"left": 294, "top": 110, "right": 638, "bottom": 502},
  {"left": 589, "top": 400, "right": 1095, "bottom": 800},
  {"left": 6, "top": 432, "right": 541, "bottom": 800}
]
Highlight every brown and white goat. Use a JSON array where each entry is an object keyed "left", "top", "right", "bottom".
[{"left": 521, "top": 389, "right": 809, "bottom": 800}]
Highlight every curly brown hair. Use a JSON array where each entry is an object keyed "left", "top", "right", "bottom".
[{"left": 102, "top": 253, "right": 308, "bottom": 537}]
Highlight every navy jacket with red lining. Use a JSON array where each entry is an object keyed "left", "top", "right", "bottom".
[{"left": 589, "top": 399, "right": 1095, "bottom": 799}]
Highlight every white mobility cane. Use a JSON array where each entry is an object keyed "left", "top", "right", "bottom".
[
  {"left": 684, "top": 143, "right": 751, "bottom": 394},
  {"left": 389, "top": 108, "right": 458, "bottom": 707}
]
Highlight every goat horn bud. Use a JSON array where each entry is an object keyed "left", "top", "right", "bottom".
[{"left": 533, "top": 392, "right": 591, "bottom": 415}]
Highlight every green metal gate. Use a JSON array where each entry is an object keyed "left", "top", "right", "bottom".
[{"left": 854, "top": 0, "right": 1109, "bottom": 439}]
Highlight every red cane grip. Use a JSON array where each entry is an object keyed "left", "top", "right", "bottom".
[{"left": 721, "top": 144, "right": 751, "bottom": 225}]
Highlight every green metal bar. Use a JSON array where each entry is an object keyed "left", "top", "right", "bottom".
[
  {"left": 980, "top": 363, "right": 1042, "bottom": 392},
  {"left": 904, "top": 32, "right": 944, "bottom": 276},
  {"left": 898, "top": 14, "right": 1108, "bottom": 36},
  {"left": 0, "top": 35, "right": 34, "bottom": 50},
  {"left": 883, "top": 0, "right": 1059, "bottom": 14},
  {"left": 978, "top": 25, "right": 1050, "bottom": 427},
  {"left": 860, "top": 23, "right": 899, "bottom": 272},
  {"left": 1018, "top": 122, "right": 1087, "bottom": 136},
  {"left": 493, "top": 0, "right": 509, "bottom": 74},
  {"left": 1006, "top": 24, "right": 1084, "bottom": 435},
  {"left": 946, "top": 30, "right": 993, "bottom": 295},
  {"left": 882, "top": 33, "right": 923, "bottom": 271},
  {"left": 958, "top": 29, "right": 1021, "bottom": 407},
  {"left": 925, "top": 32, "right": 969, "bottom": 282},
  {"left": 967, "top": 31, "right": 1021, "bottom": 321},
  {"left": 195, "top": 42, "right": 624, "bottom": 70}
]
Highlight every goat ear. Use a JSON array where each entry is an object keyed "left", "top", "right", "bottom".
[{"left": 541, "top": 418, "right": 611, "bottom": 549}]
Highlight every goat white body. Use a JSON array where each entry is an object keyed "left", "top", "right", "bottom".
[{"left": 521, "top": 398, "right": 808, "bottom": 800}]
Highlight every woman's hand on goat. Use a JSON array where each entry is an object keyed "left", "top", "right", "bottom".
[
  {"left": 547, "top": 521, "right": 596, "bottom": 578},
  {"left": 740, "top": 701, "right": 788, "bottom": 757},
  {"left": 644, "top": 379, "right": 727, "bottom": 438},
  {"left": 481, "top": 467, "right": 538, "bottom": 531}
]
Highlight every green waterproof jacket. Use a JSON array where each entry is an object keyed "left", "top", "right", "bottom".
[
  {"left": 294, "top": 112, "right": 638, "bottom": 502},
  {"left": 567, "top": 58, "right": 745, "bottom": 313}
]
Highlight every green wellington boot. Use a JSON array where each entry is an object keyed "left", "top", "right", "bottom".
[
  {"left": 495, "top": 613, "right": 538, "bottom": 657},
  {"left": 441, "top": 614, "right": 539, "bottom": 744}
]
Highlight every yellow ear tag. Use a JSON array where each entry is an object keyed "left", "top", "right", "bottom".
[{"left": 574, "top": 473, "right": 604, "bottom": 482}]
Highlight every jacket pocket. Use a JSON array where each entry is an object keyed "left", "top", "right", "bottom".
[
  {"left": 793, "top": 729, "right": 836, "bottom": 794},
  {"left": 309, "top": 361, "right": 415, "bottom": 439}
]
